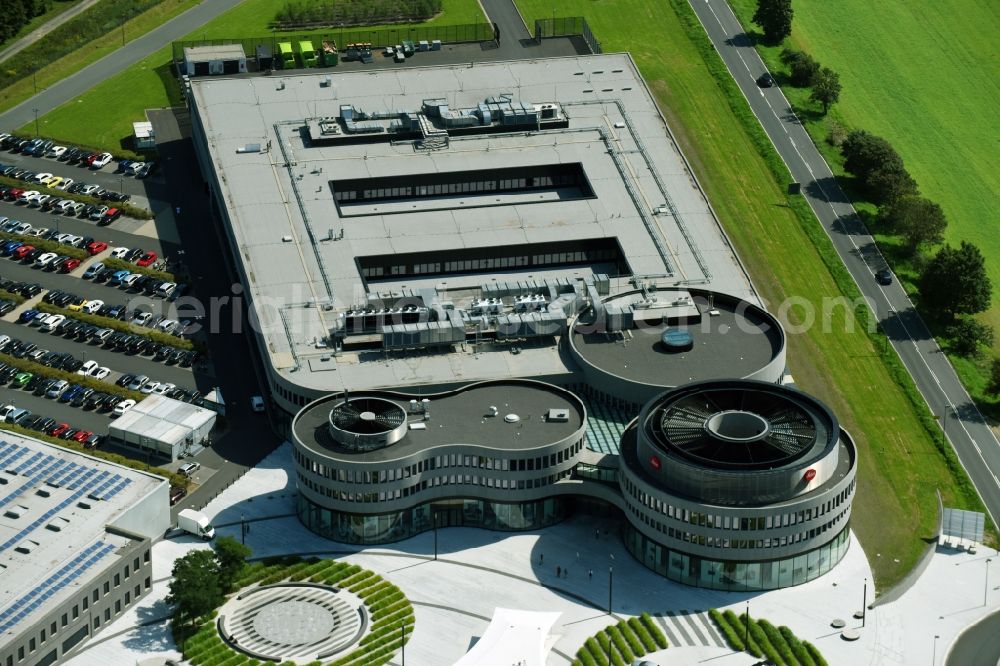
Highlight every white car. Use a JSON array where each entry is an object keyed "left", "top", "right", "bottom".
[
  {"left": 153, "top": 382, "right": 175, "bottom": 395},
  {"left": 56, "top": 178, "right": 74, "bottom": 191},
  {"left": 127, "top": 161, "right": 146, "bottom": 176},
  {"left": 17, "top": 190, "right": 40, "bottom": 204},
  {"left": 81, "top": 299, "right": 104, "bottom": 314},
  {"left": 80, "top": 183, "right": 101, "bottom": 196},
  {"left": 89, "top": 366, "right": 111, "bottom": 381},
  {"left": 30, "top": 227, "right": 48, "bottom": 237},
  {"left": 110, "top": 247, "right": 130, "bottom": 259},
  {"left": 157, "top": 319, "right": 179, "bottom": 334},
  {"left": 250, "top": 395, "right": 266, "bottom": 413},
  {"left": 0, "top": 335, "right": 9, "bottom": 349},
  {"left": 34, "top": 252, "right": 58, "bottom": 268},
  {"left": 54, "top": 199, "right": 75, "bottom": 214},
  {"left": 55, "top": 233, "right": 74, "bottom": 244},
  {"left": 77, "top": 360, "right": 99, "bottom": 376},
  {"left": 47, "top": 145, "right": 67, "bottom": 158},
  {"left": 132, "top": 311, "right": 153, "bottom": 326},
  {"left": 0, "top": 404, "right": 16, "bottom": 422},
  {"left": 122, "top": 273, "right": 142, "bottom": 288},
  {"left": 140, "top": 381, "right": 160, "bottom": 394},
  {"left": 13, "top": 221, "right": 32, "bottom": 234},
  {"left": 30, "top": 194, "right": 50, "bottom": 208},
  {"left": 61, "top": 234, "right": 83, "bottom": 247},
  {"left": 126, "top": 375, "right": 148, "bottom": 391},
  {"left": 91, "top": 152, "right": 113, "bottom": 169},
  {"left": 67, "top": 201, "right": 85, "bottom": 214},
  {"left": 33, "top": 172, "right": 54, "bottom": 185},
  {"left": 112, "top": 399, "right": 136, "bottom": 417},
  {"left": 41, "top": 314, "right": 66, "bottom": 332}
]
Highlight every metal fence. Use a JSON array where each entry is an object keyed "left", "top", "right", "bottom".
[
  {"left": 533, "top": 17, "right": 602, "bottom": 54},
  {"left": 172, "top": 23, "right": 494, "bottom": 61}
]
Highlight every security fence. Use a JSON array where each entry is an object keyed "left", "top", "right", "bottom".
[
  {"left": 534, "top": 17, "right": 602, "bottom": 54},
  {"left": 171, "top": 22, "right": 494, "bottom": 62}
]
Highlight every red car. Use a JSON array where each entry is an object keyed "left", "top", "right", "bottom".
[
  {"left": 48, "top": 423, "right": 70, "bottom": 438},
  {"left": 59, "top": 258, "right": 81, "bottom": 273},
  {"left": 12, "top": 244, "right": 35, "bottom": 260},
  {"left": 6, "top": 187, "right": 24, "bottom": 200},
  {"left": 84, "top": 152, "right": 99, "bottom": 166},
  {"left": 72, "top": 430, "right": 93, "bottom": 443},
  {"left": 86, "top": 241, "right": 108, "bottom": 255},
  {"left": 136, "top": 251, "right": 157, "bottom": 267}
]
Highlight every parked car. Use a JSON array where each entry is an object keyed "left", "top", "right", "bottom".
[
  {"left": 99, "top": 208, "right": 121, "bottom": 226},
  {"left": 110, "top": 246, "right": 130, "bottom": 259},
  {"left": 46, "top": 379, "right": 69, "bottom": 399},
  {"left": 136, "top": 251, "right": 157, "bottom": 267},
  {"left": 86, "top": 241, "right": 108, "bottom": 255},
  {"left": 112, "top": 399, "right": 136, "bottom": 417},
  {"left": 178, "top": 461, "right": 201, "bottom": 477}
]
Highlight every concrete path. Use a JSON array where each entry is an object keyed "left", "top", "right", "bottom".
[
  {"left": 0, "top": 0, "right": 103, "bottom": 63},
  {"left": 0, "top": 0, "right": 245, "bottom": 132},
  {"left": 684, "top": 0, "right": 1000, "bottom": 531}
]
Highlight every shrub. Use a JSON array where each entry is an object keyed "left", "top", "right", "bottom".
[
  {"left": 640, "top": 613, "right": 668, "bottom": 649},
  {"left": 746, "top": 616, "right": 784, "bottom": 665},
  {"left": 0, "top": 288, "right": 26, "bottom": 304},
  {"left": 804, "top": 641, "right": 828, "bottom": 666},
  {"left": 581, "top": 637, "right": 604, "bottom": 666},
  {"left": 617, "top": 619, "right": 645, "bottom": 656},
  {"left": 780, "top": 625, "right": 816, "bottom": 666},
  {"left": 758, "top": 619, "right": 794, "bottom": 665},
  {"left": 710, "top": 609, "right": 744, "bottom": 651},
  {"left": 606, "top": 625, "right": 634, "bottom": 662},
  {"left": 627, "top": 616, "right": 658, "bottom": 653},
  {"left": 779, "top": 48, "right": 819, "bottom": 87},
  {"left": 274, "top": 0, "right": 443, "bottom": 27}
]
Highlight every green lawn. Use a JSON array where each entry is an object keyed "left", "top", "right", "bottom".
[
  {"left": 728, "top": 0, "right": 1000, "bottom": 348},
  {"left": 516, "top": 0, "right": 992, "bottom": 590},
  {"left": 25, "top": 0, "right": 488, "bottom": 155}
]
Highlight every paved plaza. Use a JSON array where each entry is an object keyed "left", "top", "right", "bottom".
[{"left": 64, "top": 443, "right": 1000, "bottom": 666}]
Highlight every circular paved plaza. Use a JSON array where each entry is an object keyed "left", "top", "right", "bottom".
[{"left": 218, "top": 584, "right": 366, "bottom": 662}]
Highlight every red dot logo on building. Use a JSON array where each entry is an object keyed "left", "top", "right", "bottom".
[
  {"left": 649, "top": 455, "right": 661, "bottom": 471},
  {"left": 803, "top": 468, "right": 816, "bottom": 482}
]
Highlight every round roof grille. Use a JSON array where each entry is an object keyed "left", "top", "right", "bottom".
[
  {"left": 330, "top": 398, "right": 405, "bottom": 434},
  {"left": 653, "top": 385, "right": 820, "bottom": 469}
]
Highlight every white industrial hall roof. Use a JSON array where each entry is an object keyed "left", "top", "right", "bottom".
[{"left": 110, "top": 395, "right": 215, "bottom": 445}]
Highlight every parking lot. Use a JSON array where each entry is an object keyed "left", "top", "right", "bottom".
[{"left": 0, "top": 142, "right": 210, "bottom": 453}]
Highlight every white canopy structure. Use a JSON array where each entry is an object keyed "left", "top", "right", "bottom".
[{"left": 453, "top": 608, "right": 561, "bottom": 666}]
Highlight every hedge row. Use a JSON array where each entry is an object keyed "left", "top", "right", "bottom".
[
  {"left": 0, "top": 175, "right": 152, "bottom": 220},
  {"left": 639, "top": 612, "right": 668, "bottom": 649},
  {"left": 0, "top": 288, "right": 26, "bottom": 304},
  {"left": 666, "top": 0, "right": 995, "bottom": 530},
  {"left": 710, "top": 608, "right": 828, "bottom": 666},
  {"left": 0, "top": 350, "right": 145, "bottom": 402},
  {"left": 0, "top": 229, "right": 89, "bottom": 260},
  {"left": 34, "top": 301, "right": 196, "bottom": 351},
  {"left": 779, "top": 624, "right": 817, "bottom": 666},
  {"left": 102, "top": 256, "right": 180, "bottom": 283},
  {"left": 0, "top": 421, "right": 186, "bottom": 488},
  {"left": 574, "top": 614, "right": 667, "bottom": 666},
  {"left": 709, "top": 608, "right": 745, "bottom": 651},
  {"left": 722, "top": 609, "right": 759, "bottom": 656}
]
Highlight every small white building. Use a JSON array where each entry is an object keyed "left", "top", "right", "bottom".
[
  {"left": 109, "top": 395, "right": 216, "bottom": 461},
  {"left": 133, "top": 121, "right": 155, "bottom": 150},
  {"left": 183, "top": 44, "right": 248, "bottom": 76}
]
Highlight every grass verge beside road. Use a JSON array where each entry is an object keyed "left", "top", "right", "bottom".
[{"left": 516, "top": 0, "right": 994, "bottom": 589}]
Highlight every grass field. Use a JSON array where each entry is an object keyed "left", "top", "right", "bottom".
[
  {"left": 728, "top": 0, "right": 1000, "bottom": 349},
  {"left": 25, "top": 0, "right": 488, "bottom": 155},
  {"left": 516, "top": 0, "right": 992, "bottom": 590}
]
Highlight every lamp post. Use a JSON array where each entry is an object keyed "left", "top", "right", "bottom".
[
  {"left": 932, "top": 634, "right": 939, "bottom": 665},
  {"left": 52, "top": 216, "right": 60, "bottom": 235},
  {"left": 986, "top": 559, "right": 993, "bottom": 607},
  {"left": 32, "top": 108, "right": 39, "bottom": 137},
  {"left": 433, "top": 523, "right": 438, "bottom": 561},
  {"left": 744, "top": 601, "right": 750, "bottom": 652},
  {"left": 240, "top": 513, "right": 247, "bottom": 545},
  {"left": 607, "top": 565, "right": 613, "bottom": 615},
  {"left": 862, "top": 577, "right": 867, "bottom": 627},
  {"left": 400, "top": 621, "right": 405, "bottom": 665}
]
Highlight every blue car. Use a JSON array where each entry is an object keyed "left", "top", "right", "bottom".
[
  {"left": 1, "top": 241, "right": 24, "bottom": 256},
  {"left": 108, "top": 269, "right": 130, "bottom": 286},
  {"left": 59, "top": 384, "right": 83, "bottom": 403},
  {"left": 18, "top": 309, "right": 38, "bottom": 323}
]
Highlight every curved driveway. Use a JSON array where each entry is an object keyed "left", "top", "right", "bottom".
[
  {"left": 0, "top": 0, "right": 245, "bottom": 131},
  {"left": 685, "top": 0, "right": 1000, "bottom": 533},
  {"left": 947, "top": 608, "right": 1000, "bottom": 666}
]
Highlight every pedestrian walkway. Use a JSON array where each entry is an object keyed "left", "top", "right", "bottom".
[{"left": 653, "top": 610, "right": 727, "bottom": 648}]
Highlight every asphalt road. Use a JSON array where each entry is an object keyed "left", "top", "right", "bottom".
[
  {"left": 689, "top": 0, "right": 1000, "bottom": 531},
  {"left": 0, "top": 0, "right": 103, "bottom": 63},
  {"left": 947, "top": 607, "right": 1000, "bottom": 666},
  {"left": 0, "top": 0, "right": 246, "bottom": 133}
]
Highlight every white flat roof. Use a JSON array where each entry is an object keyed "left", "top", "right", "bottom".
[
  {"left": 190, "top": 54, "right": 758, "bottom": 392},
  {"left": 452, "top": 608, "right": 561, "bottom": 666},
  {"left": 0, "top": 432, "right": 165, "bottom": 639},
  {"left": 110, "top": 395, "right": 215, "bottom": 445}
]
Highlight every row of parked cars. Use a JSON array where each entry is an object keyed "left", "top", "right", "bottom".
[
  {"left": 0, "top": 184, "right": 123, "bottom": 225},
  {"left": 0, "top": 403, "right": 104, "bottom": 449},
  {"left": 0, "top": 133, "right": 156, "bottom": 178},
  {"left": 0, "top": 165, "right": 133, "bottom": 204},
  {"left": 14, "top": 289, "right": 200, "bottom": 365}
]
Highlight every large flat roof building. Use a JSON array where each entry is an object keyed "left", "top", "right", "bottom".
[{"left": 0, "top": 433, "right": 169, "bottom": 665}]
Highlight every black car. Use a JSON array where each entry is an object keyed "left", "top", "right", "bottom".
[
  {"left": 116, "top": 373, "right": 135, "bottom": 388},
  {"left": 875, "top": 269, "right": 893, "bottom": 286},
  {"left": 19, "top": 283, "right": 41, "bottom": 298},
  {"left": 0, "top": 366, "right": 17, "bottom": 383},
  {"left": 85, "top": 392, "right": 106, "bottom": 409},
  {"left": 71, "top": 388, "right": 94, "bottom": 407},
  {"left": 24, "top": 374, "right": 44, "bottom": 391},
  {"left": 0, "top": 300, "right": 15, "bottom": 316},
  {"left": 62, "top": 358, "right": 83, "bottom": 373},
  {"left": 43, "top": 290, "right": 62, "bottom": 304},
  {"left": 84, "top": 434, "right": 104, "bottom": 450},
  {"left": 39, "top": 351, "right": 60, "bottom": 366},
  {"left": 125, "top": 248, "right": 144, "bottom": 263},
  {"left": 93, "top": 268, "right": 114, "bottom": 284},
  {"left": 756, "top": 72, "right": 775, "bottom": 88},
  {"left": 36, "top": 417, "right": 57, "bottom": 432},
  {"left": 179, "top": 350, "right": 199, "bottom": 367},
  {"left": 24, "top": 248, "right": 43, "bottom": 262},
  {"left": 154, "top": 345, "right": 174, "bottom": 362},
  {"left": 34, "top": 379, "right": 55, "bottom": 396}
]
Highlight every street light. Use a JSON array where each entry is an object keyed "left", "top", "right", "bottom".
[
  {"left": 985, "top": 559, "right": 993, "bottom": 607},
  {"left": 932, "top": 634, "right": 940, "bottom": 665},
  {"left": 32, "top": 108, "right": 39, "bottom": 138},
  {"left": 744, "top": 601, "right": 750, "bottom": 652},
  {"left": 862, "top": 577, "right": 868, "bottom": 627},
  {"left": 607, "top": 565, "right": 613, "bottom": 615},
  {"left": 433, "top": 522, "right": 438, "bottom": 561},
  {"left": 241, "top": 513, "right": 246, "bottom": 545},
  {"left": 51, "top": 217, "right": 60, "bottom": 234},
  {"left": 400, "top": 621, "right": 405, "bottom": 665}
]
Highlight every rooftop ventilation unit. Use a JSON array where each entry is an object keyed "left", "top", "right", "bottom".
[
  {"left": 236, "top": 143, "right": 261, "bottom": 154},
  {"left": 328, "top": 397, "right": 408, "bottom": 451},
  {"left": 546, "top": 408, "right": 570, "bottom": 423}
]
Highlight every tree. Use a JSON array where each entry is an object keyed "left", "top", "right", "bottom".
[
  {"left": 946, "top": 317, "right": 994, "bottom": 357},
  {"left": 780, "top": 48, "right": 819, "bottom": 87},
  {"left": 167, "top": 550, "right": 223, "bottom": 627},
  {"left": 809, "top": 67, "right": 841, "bottom": 113},
  {"left": 878, "top": 195, "right": 947, "bottom": 254},
  {"left": 0, "top": 1, "right": 28, "bottom": 42},
  {"left": 840, "top": 130, "right": 917, "bottom": 203},
  {"left": 213, "top": 535, "right": 252, "bottom": 593},
  {"left": 752, "top": 0, "right": 793, "bottom": 44},
  {"left": 987, "top": 358, "right": 1000, "bottom": 396},
  {"left": 919, "top": 242, "right": 993, "bottom": 319}
]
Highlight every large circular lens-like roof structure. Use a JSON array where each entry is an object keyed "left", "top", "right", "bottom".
[
  {"left": 647, "top": 382, "right": 834, "bottom": 471},
  {"left": 327, "top": 397, "right": 408, "bottom": 451}
]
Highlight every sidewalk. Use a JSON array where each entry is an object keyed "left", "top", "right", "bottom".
[{"left": 66, "top": 442, "right": 1000, "bottom": 666}]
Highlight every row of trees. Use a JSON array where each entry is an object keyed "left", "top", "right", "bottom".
[
  {"left": 167, "top": 536, "right": 252, "bottom": 628},
  {"left": 274, "top": 0, "right": 443, "bottom": 27},
  {"left": 778, "top": 48, "right": 840, "bottom": 114},
  {"left": 0, "top": 0, "right": 51, "bottom": 43}
]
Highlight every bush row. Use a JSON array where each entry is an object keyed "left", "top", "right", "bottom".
[
  {"left": 0, "top": 288, "right": 26, "bottom": 304},
  {"left": 779, "top": 624, "right": 817, "bottom": 666},
  {"left": 0, "top": 420, "right": 186, "bottom": 488},
  {"left": 34, "top": 300, "right": 196, "bottom": 351},
  {"left": 0, "top": 175, "right": 152, "bottom": 220},
  {"left": 639, "top": 612, "right": 668, "bottom": 649},
  {"left": 0, "top": 228, "right": 89, "bottom": 260},
  {"left": 709, "top": 608, "right": 745, "bottom": 651}
]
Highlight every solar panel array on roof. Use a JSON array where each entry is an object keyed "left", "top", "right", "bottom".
[{"left": 0, "top": 540, "right": 115, "bottom": 633}]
